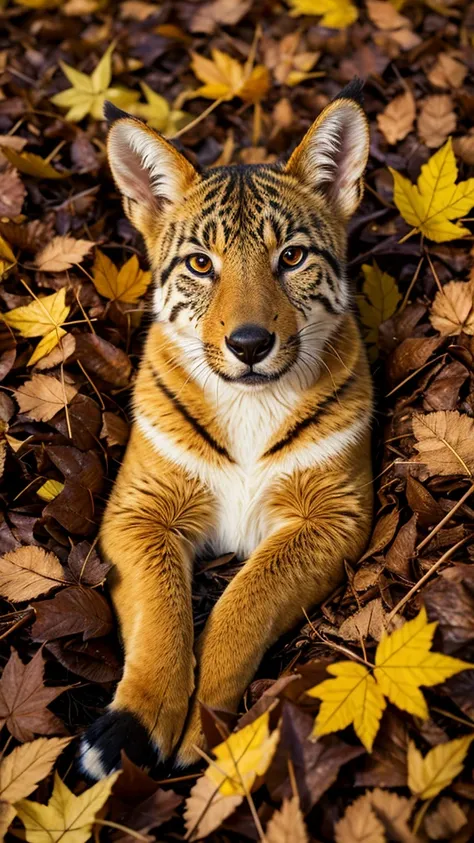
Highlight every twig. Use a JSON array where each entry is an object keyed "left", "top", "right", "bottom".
[
  {"left": 386, "top": 536, "right": 470, "bottom": 622},
  {"left": 94, "top": 819, "right": 149, "bottom": 841},
  {"left": 416, "top": 483, "right": 474, "bottom": 553},
  {"left": 172, "top": 98, "right": 225, "bottom": 141},
  {"left": 0, "top": 609, "right": 34, "bottom": 641}
]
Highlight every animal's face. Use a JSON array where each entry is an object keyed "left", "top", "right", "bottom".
[{"left": 106, "top": 86, "right": 369, "bottom": 390}]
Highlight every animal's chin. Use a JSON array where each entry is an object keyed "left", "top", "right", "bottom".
[{"left": 215, "top": 366, "right": 291, "bottom": 388}]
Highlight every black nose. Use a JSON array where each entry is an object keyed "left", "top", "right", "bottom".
[{"left": 225, "top": 324, "right": 275, "bottom": 366}]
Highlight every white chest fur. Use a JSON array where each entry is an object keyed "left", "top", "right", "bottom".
[{"left": 136, "top": 376, "right": 368, "bottom": 559}]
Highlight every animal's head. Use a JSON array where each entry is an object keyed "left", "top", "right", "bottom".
[{"left": 105, "top": 82, "right": 369, "bottom": 390}]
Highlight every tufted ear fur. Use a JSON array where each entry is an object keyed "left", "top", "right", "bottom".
[
  {"left": 104, "top": 102, "right": 198, "bottom": 235},
  {"left": 285, "top": 81, "right": 369, "bottom": 220}
]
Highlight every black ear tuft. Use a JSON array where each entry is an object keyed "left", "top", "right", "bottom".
[
  {"left": 333, "top": 78, "right": 365, "bottom": 106},
  {"left": 103, "top": 100, "right": 134, "bottom": 125}
]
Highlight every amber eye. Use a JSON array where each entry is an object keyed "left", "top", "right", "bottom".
[
  {"left": 186, "top": 254, "right": 213, "bottom": 276},
  {"left": 279, "top": 246, "right": 307, "bottom": 270}
]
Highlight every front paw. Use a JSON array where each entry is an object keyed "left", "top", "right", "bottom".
[
  {"left": 78, "top": 709, "right": 158, "bottom": 781},
  {"left": 175, "top": 706, "right": 206, "bottom": 769}
]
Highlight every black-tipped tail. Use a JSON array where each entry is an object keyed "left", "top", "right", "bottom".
[{"left": 334, "top": 78, "right": 365, "bottom": 106}]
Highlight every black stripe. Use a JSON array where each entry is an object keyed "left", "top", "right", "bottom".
[
  {"left": 263, "top": 374, "right": 356, "bottom": 457},
  {"left": 307, "top": 246, "right": 341, "bottom": 278},
  {"left": 148, "top": 364, "right": 233, "bottom": 461}
]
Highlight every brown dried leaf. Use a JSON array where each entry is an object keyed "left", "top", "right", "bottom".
[
  {"left": 190, "top": 0, "right": 252, "bottom": 33},
  {"left": 423, "top": 360, "right": 469, "bottom": 411},
  {"left": 424, "top": 796, "right": 467, "bottom": 839},
  {"left": 0, "top": 168, "right": 25, "bottom": 218},
  {"left": 453, "top": 133, "right": 474, "bottom": 166},
  {"left": 335, "top": 793, "right": 386, "bottom": 843},
  {"left": 0, "top": 545, "right": 66, "bottom": 601},
  {"left": 417, "top": 95, "right": 456, "bottom": 149},
  {"left": 100, "top": 411, "right": 129, "bottom": 447},
  {"left": 73, "top": 334, "right": 132, "bottom": 387},
  {"left": 377, "top": 92, "right": 415, "bottom": 145},
  {"left": 0, "top": 649, "right": 68, "bottom": 742},
  {"left": 428, "top": 53, "right": 467, "bottom": 89},
  {"left": 387, "top": 336, "right": 444, "bottom": 385},
  {"left": 0, "top": 736, "right": 71, "bottom": 803},
  {"left": 184, "top": 774, "right": 242, "bottom": 841},
  {"left": 366, "top": 0, "right": 409, "bottom": 29},
  {"left": 412, "top": 410, "right": 474, "bottom": 477},
  {"left": 359, "top": 509, "right": 399, "bottom": 561},
  {"left": 430, "top": 280, "right": 474, "bottom": 336},
  {"left": 385, "top": 514, "right": 417, "bottom": 577},
  {"left": 14, "top": 375, "right": 78, "bottom": 422},
  {"left": 35, "top": 236, "right": 93, "bottom": 272},
  {"left": 338, "top": 599, "right": 388, "bottom": 643},
  {"left": 265, "top": 797, "right": 308, "bottom": 843},
  {"left": 33, "top": 334, "right": 76, "bottom": 371},
  {"left": 406, "top": 476, "right": 444, "bottom": 528},
  {"left": 32, "top": 586, "right": 113, "bottom": 641}
]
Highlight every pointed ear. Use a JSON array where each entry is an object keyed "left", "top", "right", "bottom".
[
  {"left": 285, "top": 82, "right": 369, "bottom": 219},
  {"left": 105, "top": 104, "right": 198, "bottom": 233}
]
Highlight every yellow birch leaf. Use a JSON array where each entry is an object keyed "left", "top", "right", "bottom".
[
  {"left": 3, "top": 289, "right": 69, "bottom": 339},
  {"left": 288, "top": 0, "right": 358, "bottom": 28},
  {"left": 28, "top": 329, "right": 67, "bottom": 366},
  {"left": 51, "top": 45, "right": 139, "bottom": 122},
  {"left": 0, "top": 148, "right": 70, "bottom": 179},
  {"left": 309, "top": 661, "right": 386, "bottom": 752},
  {"left": 15, "top": 770, "right": 120, "bottom": 843},
  {"left": 374, "top": 607, "right": 471, "bottom": 718},
  {"left": 92, "top": 250, "right": 152, "bottom": 303},
  {"left": 357, "top": 262, "right": 401, "bottom": 345},
  {"left": 37, "top": 479, "right": 64, "bottom": 501},
  {"left": 0, "top": 737, "right": 71, "bottom": 804},
  {"left": 390, "top": 138, "right": 474, "bottom": 242},
  {"left": 408, "top": 736, "right": 474, "bottom": 800},
  {"left": 206, "top": 710, "right": 280, "bottom": 796}
]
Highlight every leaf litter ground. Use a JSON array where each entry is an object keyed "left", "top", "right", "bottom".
[{"left": 1, "top": 1, "right": 474, "bottom": 841}]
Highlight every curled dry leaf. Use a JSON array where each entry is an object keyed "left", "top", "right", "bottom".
[
  {"left": 429, "top": 279, "right": 474, "bottom": 336},
  {"left": 412, "top": 410, "right": 474, "bottom": 477},
  {"left": 377, "top": 91, "right": 415, "bottom": 145},
  {"left": 0, "top": 545, "right": 66, "bottom": 601},
  {"left": 35, "top": 236, "right": 94, "bottom": 272},
  {"left": 417, "top": 95, "right": 456, "bottom": 149},
  {"left": 14, "top": 375, "right": 78, "bottom": 422}
]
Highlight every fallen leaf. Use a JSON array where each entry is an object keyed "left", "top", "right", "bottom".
[
  {"left": 73, "top": 333, "right": 132, "bottom": 387},
  {"left": 3, "top": 288, "right": 69, "bottom": 339},
  {"left": 339, "top": 599, "right": 388, "bottom": 643},
  {"left": 132, "top": 83, "right": 191, "bottom": 135},
  {"left": 66, "top": 541, "right": 112, "bottom": 586},
  {"left": 377, "top": 91, "right": 415, "bottom": 145},
  {"left": 190, "top": 0, "right": 253, "bottom": 33},
  {"left": 0, "top": 649, "right": 68, "bottom": 742},
  {"left": 423, "top": 360, "right": 469, "bottom": 411},
  {"left": 288, "top": 0, "right": 358, "bottom": 28},
  {"left": 0, "top": 545, "right": 66, "bottom": 601},
  {"left": 265, "top": 797, "right": 308, "bottom": 842},
  {"left": 366, "top": 0, "right": 410, "bottom": 30},
  {"left": 184, "top": 774, "right": 242, "bottom": 841},
  {"left": 190, "top": 49, "right": 270, "bottom": 104},
  {"left": 206, "top": 709, "right": 280, "bottom": 796},
  {"left": 359, "top": 509, "right": 400, "bottom": 561},
  {"left": 0, "top": 736, "right": 71, "bottom": 802},
  {"left": 424, "top": 796, "right": 467, "bottom": 839},
  {"left": 100, "top": 411, "right": 129, "bottom": 447},
  {"left": 92, "top": 250, "right": 152, "bottom": 303},
  {"left": 390, "top": 139, "right": 474, "bottom": 242},
  {"left": 412, "top": 410, "right": 474, "bottom": 476},
  {"left": 408, "top": 735, "right": 474, "bottom": 800},
  {"left": 334, "top": 793, "right": 386, "bottom": 843},
  {"left": 15, "top": 770, "right": 120, "bottom": 843},
  {"left": 428, "top": 53, "right": 467, "bottom": 89},
  {"left": 14, "top": 375, "right": 78, "bottom": 423},
  {"left": 32, "top": 586, "right": 113, "bottom": 641},
  {"left": 417, "top": 95, "right": 456, "bottom": 149},
  {"left": 430, "top": 279, "right": 474, "bottom": 336},
  {"left": 0, "top": 167, "right": 26, "bottom": 218},
  {"left": 51, "top": 44, "right": 139, "bottom": 121},
  {"left": 385, "top": 514, "right": 417, "bottom": 577},
  {"left": 0, "top": 148, "right": 70, "bottom": 179},
  {"left": 36, "top": 236, "right": 93, "bottom": 272},
  {"left": 37, "top": 479, "right": 64, "bottom": 501},
  {"left": 357, "top": 262, "right": 401, "bottom": 347}
]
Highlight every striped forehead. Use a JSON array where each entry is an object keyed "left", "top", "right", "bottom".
[{"left": 178, "top": 165, "right": 331, "bottom": 255}]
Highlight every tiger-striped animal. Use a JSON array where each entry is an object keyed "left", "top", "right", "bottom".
[{"left": 79, "top": 81, "right": 373, "bottom": 780}]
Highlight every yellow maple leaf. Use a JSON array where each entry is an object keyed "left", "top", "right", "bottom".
[
  {"left": 408, "top": 736, "right": 474, "bottom": 800},
  {"left": 51, "top": 44, "right": 140, "bottom": 122},
  {"left": 92, "top": 250, "right": 152, "bottom": 303},
  {"left": 3, "top": 288, "right": 70, "bottom": 366},
  {"left": 308, "top": 662, "right": 386, "bottom": 752},
  {"left": 390, "top": 138, "right": 474, "bottom": 242},
  {"left": 0, "top": 235, "right": 16, "bottom": 279},
  {"left": 206, "top": 710, "right": 280, "bottom": 796},
  {"left": 308, "top": 608, "right": 470, "bottom": 752},
  {"left": 14, "top": 770, "right": 120, "bottom": 843},
  {"left": 37, "top": 479, "right": 64, "bottom": 501},
  {"left": 0, "top": 148, "right": 70, "bottom": 179},
  {"left": 288, "top": 0, "right": 358, "bottom": 28},
  {"left": 357, "top": 262, "right": 402, "bottom": 346},
  {"left": 190, "top": 49, "right": 270, "bottom": 104},
  {"left": 131, "top": 83, "right": 191, "bottom": 135}
]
